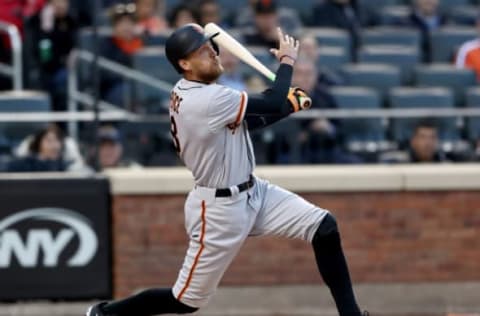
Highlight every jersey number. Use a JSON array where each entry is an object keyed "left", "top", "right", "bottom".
[{"left": 170, "top": 115, "right": 181, "bottom": 153}]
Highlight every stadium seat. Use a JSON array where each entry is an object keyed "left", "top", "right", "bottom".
[
  {"left": 430, "top": 26, "right": 477, "bottom": 62},
  {"left": 341, "top": 63, "right": 401, "bottom": 101},
  {"left": 276, "top": 0, "right": 312, "bottom": 18},
  {"left": 0, "top": 91, "right": 51, "bottom": 145},
  {"left": 329, "top": 86, "right": 386, "bottom": 144},
  {"left": 449, "top": 5, "right": 479, "bottom": 26},
  {"left": 358, "top": 44, "right": 420, "bottom": 83},
  {"left": 77, "top": 27, "right": 112, "bottom": 53},
  {"left": 143, "top": 33, "right": 170, "bottom": 46},
  {"left": 389, "top": 87, "right": 458, "bottom": 142},
  {"left": 133, "top": 47, "right": 180, "bottom": 84},
  {"left": 362, "top": 27, "right": 420, "bottom": 49},
  {"left": 303, "top": 28, "right": 352, "bottom": 59},
  {"left": 318, "top": 46, "right": 349, "bottom": 71},
  {"left": 132, "top": 47, "right": 177, "bottom": 111},
  {"left": 414, "top": 64, "right": 476, "bottom": 106},
  {"left": 465, "top": 87, "right": 480, "bottom": 141},
  {"left": 439, "top": 0, "right": 473, "bottom": 12},
  {"left": 379, "top": 5, "right": 410, "bottom": 25}
]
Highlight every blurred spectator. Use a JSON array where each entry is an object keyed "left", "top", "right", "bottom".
[
  {"left": 471, "top": 139, "right": 480, "bottom": 161},
  {"left": 311, "top": 0, "right": 378, "bottom": 60},
  {"left": 91, "top": 125, "right": 141, "bottom": 169},
  {"left": 7, "top": 124, "right": 68, "bottom": 172},
  {"left": 167, "top": 3, "right": 197, "bottom": 28},
  {"left": 455, "top": 13, "right": 480, "bottom": 80},
  {"left": 24, "top": 0, "right": 78, "bottom": 111},
  {"left": 0, "top": 0, "right": 45, "bottom": 36},
  {"left": 135, "top": 0, "right": 168, "bottom": 35},
  {"left": 217, "top": 49, "right": 247, "bottom": 91},
  {"left": 299, "top": 34, "right": 320, "bottom": 62},
  {"left": 0, "top": 0, "right": 45, "bottom": 89},
  {"left": 100, "top": 3, "right": 144, "bottom": 107},
  {"left": 380, "top": 119, "right": 447, "bottom": 163},
  {"left": 69, "top": 0, "right": 94, "bottom": 27},
  {"left": 243, "top": 0, "right": 281, "bottom": 48},
  {"left": 299, "top": 34, "right": 344, "bottom": 108},
  {"left": 194, "top": 0, "right": 223, "bottom": 27},
  {"left": 235, "top": 0, "right": 301, "bottom": 36},
  {"left": 292, "top": 57, "right": 360, "bottom": 164},
  {"left": 13, "top": 124, "right": 90, "bottom": 172},
  {"left": 396, "top": 0, "right": 448, "bottom": 62}
]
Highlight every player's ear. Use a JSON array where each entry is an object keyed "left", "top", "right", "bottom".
[{"left": 178, "top": 59, "right": 191, "bottom": 73}]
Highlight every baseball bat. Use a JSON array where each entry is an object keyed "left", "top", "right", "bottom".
[{"left": 204, "top": 23, "right": 276, "bottom": 82}]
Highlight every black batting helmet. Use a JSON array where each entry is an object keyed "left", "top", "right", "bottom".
[{"left": 165, "top": 23, "right": 219, "bottom": 73}]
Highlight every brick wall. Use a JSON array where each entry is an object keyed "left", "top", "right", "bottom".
[{"left": 112, "top": 191, "right": 480, "bottom": 297}]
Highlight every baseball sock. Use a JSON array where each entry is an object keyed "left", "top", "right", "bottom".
[
  {"left": 312, "top": 213, "right": 362, "bottom": 316},
  {"left": 101, "top": 288, "right": 198, "bottom": 315}
]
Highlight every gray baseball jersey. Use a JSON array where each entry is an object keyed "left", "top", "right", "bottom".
[
  {"left": 169, "top": 79, "right": 328, "bottom": 308},
  {"left": 170, "top": 79, "right": 252, "bottom": 188}
]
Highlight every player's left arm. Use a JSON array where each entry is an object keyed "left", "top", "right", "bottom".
[{"left": 244, "top": 29, "right": 311, "bottom": 130}]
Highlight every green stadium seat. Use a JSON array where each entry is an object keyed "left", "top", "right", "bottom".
[
  {"left": 449, "top": 5, "right": 479, "bottom": 26},
  {"left": 414, "top": 63, "right": 476, "bottom": 106},
  {"left": 77, "top": 27, "right": 112, "bottom": 53},
  {"left": 303, "top": 27, "right": 352, "bottom": 59},
  {"left": 341, "top": 63, "right": 401, "bottom": 100},
  {"left": 329, "top": 86, "right": 386, "bottom": 144},
  {"left": 358, "top": 44, "right": 420, "bottom": 83},
  {"left": 132, "top": 47, "right": 177, "bottom": 111},
  {"left": 362, "top": 27, "right": 420, "bottom": 48},
  {"left": 133, "top": 47, "right": 180, "bottom": 84},
  {"left": 439, "top": 0, "right": 473, "bottom": 12},
  {"left": 379, "top": 5, "right": 410, "bottom": 25},
  {"left": 430, "top": 26, "right": 477, "bottom": 62},
  {"left": 389, "top": 87, "right": 458, "bottom": 142},
  {"left": 277, "top": 0, "right": 312, "bottom": 19},
  {"left": 318, "top": 46, "right": 350, "bottom": 71},
  {"left": 0, "top": 91, "right": 51, "bottom": 145}
]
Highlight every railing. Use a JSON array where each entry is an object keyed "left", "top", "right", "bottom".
[
  {"left": 0, "top": 45, "right": 478, "bottom": 143},
  {"left": 0, "top": 22, "right": 22, "bottom": 90},
  {"left": 67, "top": 49, "right": 173, "bottom": 138}
]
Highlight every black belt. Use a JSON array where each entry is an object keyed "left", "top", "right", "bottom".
[{"left": 215, "top": 176, "right": 255, "bottom": 197}]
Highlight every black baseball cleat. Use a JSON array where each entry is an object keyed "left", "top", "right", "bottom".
[{"left": 86, "top": 302, "right": 109, "bottom": 316}]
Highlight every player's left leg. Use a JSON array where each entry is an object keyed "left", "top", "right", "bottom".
[{"left": 250, "top": 177, "right": 364, "bottom": 316}]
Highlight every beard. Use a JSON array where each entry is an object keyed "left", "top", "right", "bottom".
[{"left": 197, "top": 62, "right": 224, "bottom": 83}]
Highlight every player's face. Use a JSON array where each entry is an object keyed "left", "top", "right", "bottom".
[{"left": 181, "top": 42, "right": 223, "bottom": 83}]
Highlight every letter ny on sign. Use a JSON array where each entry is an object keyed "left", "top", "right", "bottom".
[{"left": 0, "top": 208, "right": 98, "bottom": 268}]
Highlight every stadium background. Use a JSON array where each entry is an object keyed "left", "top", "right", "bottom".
[{"left": 0, "top": 0, "right": 480, "bottom": 315}]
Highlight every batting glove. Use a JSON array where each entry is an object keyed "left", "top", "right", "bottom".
[{"left": 287, "top": 87, "right": 312, "bottom": 112}]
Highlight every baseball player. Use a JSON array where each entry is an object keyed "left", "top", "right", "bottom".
[{"left": 87, "top": 23, "right": 366, "bottom": 316}]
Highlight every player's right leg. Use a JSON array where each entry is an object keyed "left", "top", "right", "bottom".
[{"left": 251, "top": 177, "right": 364, "bottom": 316}]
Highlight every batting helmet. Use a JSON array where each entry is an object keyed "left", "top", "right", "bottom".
[{"left": 165, "top": 23, "right": 219, "bottom": 74}]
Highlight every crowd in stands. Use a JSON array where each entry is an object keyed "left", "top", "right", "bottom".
[{"left": 1, "top": 0, "right": 480, "bottom": 171}]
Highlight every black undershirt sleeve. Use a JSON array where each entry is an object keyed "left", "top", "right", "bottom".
[{"left": 244, "top": 63, "right": 294, "bottom": 130}]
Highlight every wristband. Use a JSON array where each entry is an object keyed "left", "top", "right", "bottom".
[{"left": 280, "top": 55, "right": 296, "bottom": 63}]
